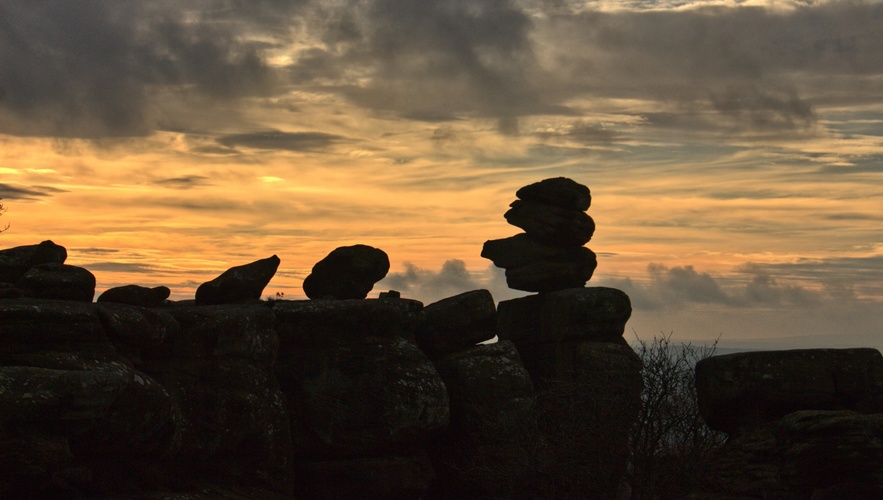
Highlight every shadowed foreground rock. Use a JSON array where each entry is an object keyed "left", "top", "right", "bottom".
[{"left": 693, "top": 348, "right": 883, "bottom": 498}]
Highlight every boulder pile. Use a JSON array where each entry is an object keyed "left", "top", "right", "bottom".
[{"left": 481, "top": 177, "right": 596, "bottom": 292}]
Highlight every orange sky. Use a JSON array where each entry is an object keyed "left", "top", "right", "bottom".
[{"left": 2, "top": 0, "right": 882, "bottom": 348}]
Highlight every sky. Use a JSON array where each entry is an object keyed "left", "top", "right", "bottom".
[{"left": 1, "top": 0, "right": 882, "bottom": 349}]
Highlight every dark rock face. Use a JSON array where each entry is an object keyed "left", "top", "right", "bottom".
[
  {"left": 497, "top": 287, "right": 632, "bottom": 346},
  {"left": 415, "top": 289, "right": 497, "bottom": 359},
  {"left": 482, "top": 178, "right": 597, "bottom": 293},
  {"left": 195, "top": 255, "right": 280, "bottom": 305},
  {"left": 695, "top": 348, "right": 883, "bottom": 436},
  {"left": 428, "top": 341, "right": 538, "bottom": 498},
  {"left": 0, "top": 240, "right": 67, "bottom": 283},
  {"left": 696, "top": 410, "right": 883, "bottom": 498},
  {"left": 16, "top": 263, "right": 95, "bottom": 302},
  {"left": 494, "top": 286, "right": 641, "bottom": 498},
  {"left": 97, "top": 284, "right": 171, "bottom": 307},
  {"left": 303, "top": 244, "right": 390, "bottom": 299},
  {"left": 273, "top": 298, "right": 448, "bottom": 498}
]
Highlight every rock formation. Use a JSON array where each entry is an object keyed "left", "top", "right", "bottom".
[
  {"left": 693, "top": 349, "right": 883, "bottom": 497},
  {"left": 482, "top": 177, "right": 596, "bottom": 292},
  {"left": 302, "top": 244, "right": 390, "bottom": 300}
]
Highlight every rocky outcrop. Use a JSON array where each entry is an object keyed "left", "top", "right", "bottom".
[
  {"left": 195, "top": 255, "right": 281, "bottom": 305},
  {"left": 496, "top": 287, "right": 643, "bottom": 498},
  {"left": 273, "top": 298, "right": 449, "bottom": 498},
  {"left": 0, "top": 240, "right": 67, "bottom": 283},
  {"left": 695, "top": 348, "right": 883, "bottom": 436},
  {"left": 302, "top": 244, "right": 390, "bottom": 300},
  {"left": 482, "top": 178, "right": 597, "bottom": 292},
  {"left": 693, "top": 349, "right": 883, "bottom": 498}
]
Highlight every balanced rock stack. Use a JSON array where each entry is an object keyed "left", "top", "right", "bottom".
[{"left": 481, "top": 177, "right": 597, "bottom": 292}]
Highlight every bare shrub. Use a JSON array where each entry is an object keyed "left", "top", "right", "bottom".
[{"left": 628, "top": 332, "right": 727, "bottom": 499}]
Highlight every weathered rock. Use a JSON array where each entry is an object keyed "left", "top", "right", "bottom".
[
  {"left": 0, "top": 240, "right": 67, "bottom": 283},
  {"left": 416, "top": 289, "right": 496, "bottom": 359},
  {"left": 433, "top": 341, "right": 537, "bottom": 445},
  {"left": 523, "top": 339, "right": 643, "bottom": 498},
  {"left": 482, "top": 233, "right": 590, "bottom": 269},
  {"left": 695, "top": 348, "right": 883, "bottom": 436},
  {"left": 504, "top": 248, "right": 597, "bottom": 292},
  {"left": 696, "top": 410, "right": 883, "bottom": 498},
  {"left": 195, "top": 255, "right": 280, "bottom": 305},
  {"left": 164, "top": 305, "right": 278, "bottom": 363},
  {"left": 303, "top": 244, "right": 390, "bottom": 300},
  {"left": 16, "top": 263, "right": 95, "bottom": 302},
  {"left": 0, "top": 299, "right": 118, "bottom": 369},
  {"left": 277, "top": 336, "right": 450, "bottom": 458},
  {"left": 515, "top": 177, "right": 591, "bottom": 211},
  {"left": 96, "top": 302, "right": 180, "bottom": 350},
  {"left": 274, "top": 295, "right": 446, "bottom": 458},
  {"left": 273, "top": 298, "right": 421, "bottom": 349},
  {"left": 97, "top": 284, "right": 170, "bottom": 307},
  {"left": 497, "top": 287, "right": 631, "bottom": 346},
  {"left": 504, "top": 200, "right": 595, "bottom": 245}
]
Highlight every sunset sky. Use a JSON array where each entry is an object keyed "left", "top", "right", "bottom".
[{"left": 1, "top": 0, "right": 882, "bottom": 348}]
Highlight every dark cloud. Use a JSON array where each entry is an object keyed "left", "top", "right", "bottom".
[
  {"left": 0, "top": 0, "right": 282, "bottom": 138},
  {"left": 378, "top": 259, "right": 528, "bottom": 304},
  {"left": 535, "top": 120, "right": 624, "bottom": 144},
  {"left": 153, "top": 175, "right": 212, "bottom": 189},
  {"left": 0, "top": 183, "right": 67, "bottom": 200},
  {"left": 217, "top": 130, "right": 349, "bottom": 152}
]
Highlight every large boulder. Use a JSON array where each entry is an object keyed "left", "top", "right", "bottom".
[
  {"left": 302, "top": 244, "right": 390, "bottom": 300},
  {"left": 695, "top": 348, "right": 883, "bottom": 436},
  {"left": 415, "top": 289, "right": 496, "bottom": 359},
  {"left": 195, "top": 255, "right": 280, "bottom": 305},
  {"left": 0, "top": 240, "right": 67, "bottom": 283},
  {"left": 16, "top": 263, "right": 95, "bottom": 302},
  {"left": 496, "top": 287, "right": 631, "bottom": 346},
  {"left": 503, "top": 250, "right": 597, "bottom": 293},
  {"left": 97, "top": 284, "right": 170, "bottom": 308}
]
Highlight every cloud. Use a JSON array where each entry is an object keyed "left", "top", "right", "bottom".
[
  {"left": 216, "top": 130, "right": 349, "bottom": 152},
  {"left": 378, "top": 259, "right": 528, "bottom": 304},
  {"left": 0, "top": 182, "right": 67, "bottom": 200},
  {"left": 0, "top": 0, "right": 282, "bottom": 138},
  {"left": 153, "top": 175, "right": 212, "bottom": 189}
]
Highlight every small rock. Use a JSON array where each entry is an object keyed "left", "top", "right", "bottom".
[
  {"left": 195, "top": 255, "right": 280, "bottom": 305},
  {"left": 303, "top": 245, "right": 390, "bottom": 300},
  {"left": 97, "top": 284, "right": 171, "bottom": 307}
]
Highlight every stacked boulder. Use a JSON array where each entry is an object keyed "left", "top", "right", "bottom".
[
  {"left": 483, "top": 179, "right": 643, "bottom": 497},
  {"left": 481, "top": 177, "right": 596, "bottom": 292}
]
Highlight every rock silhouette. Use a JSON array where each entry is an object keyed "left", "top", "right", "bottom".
[
  {"left": 303, "top": 244, "right": 390, "bottom": 300},
  {"left": 195, "top": 254, "right": 280, "bottom": 305},
  {"left": 97, "top": 284, "right": 171, "bottom": 307},
  {"left": 482, "top": 177, "right": 597, "bottom": 292}
]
